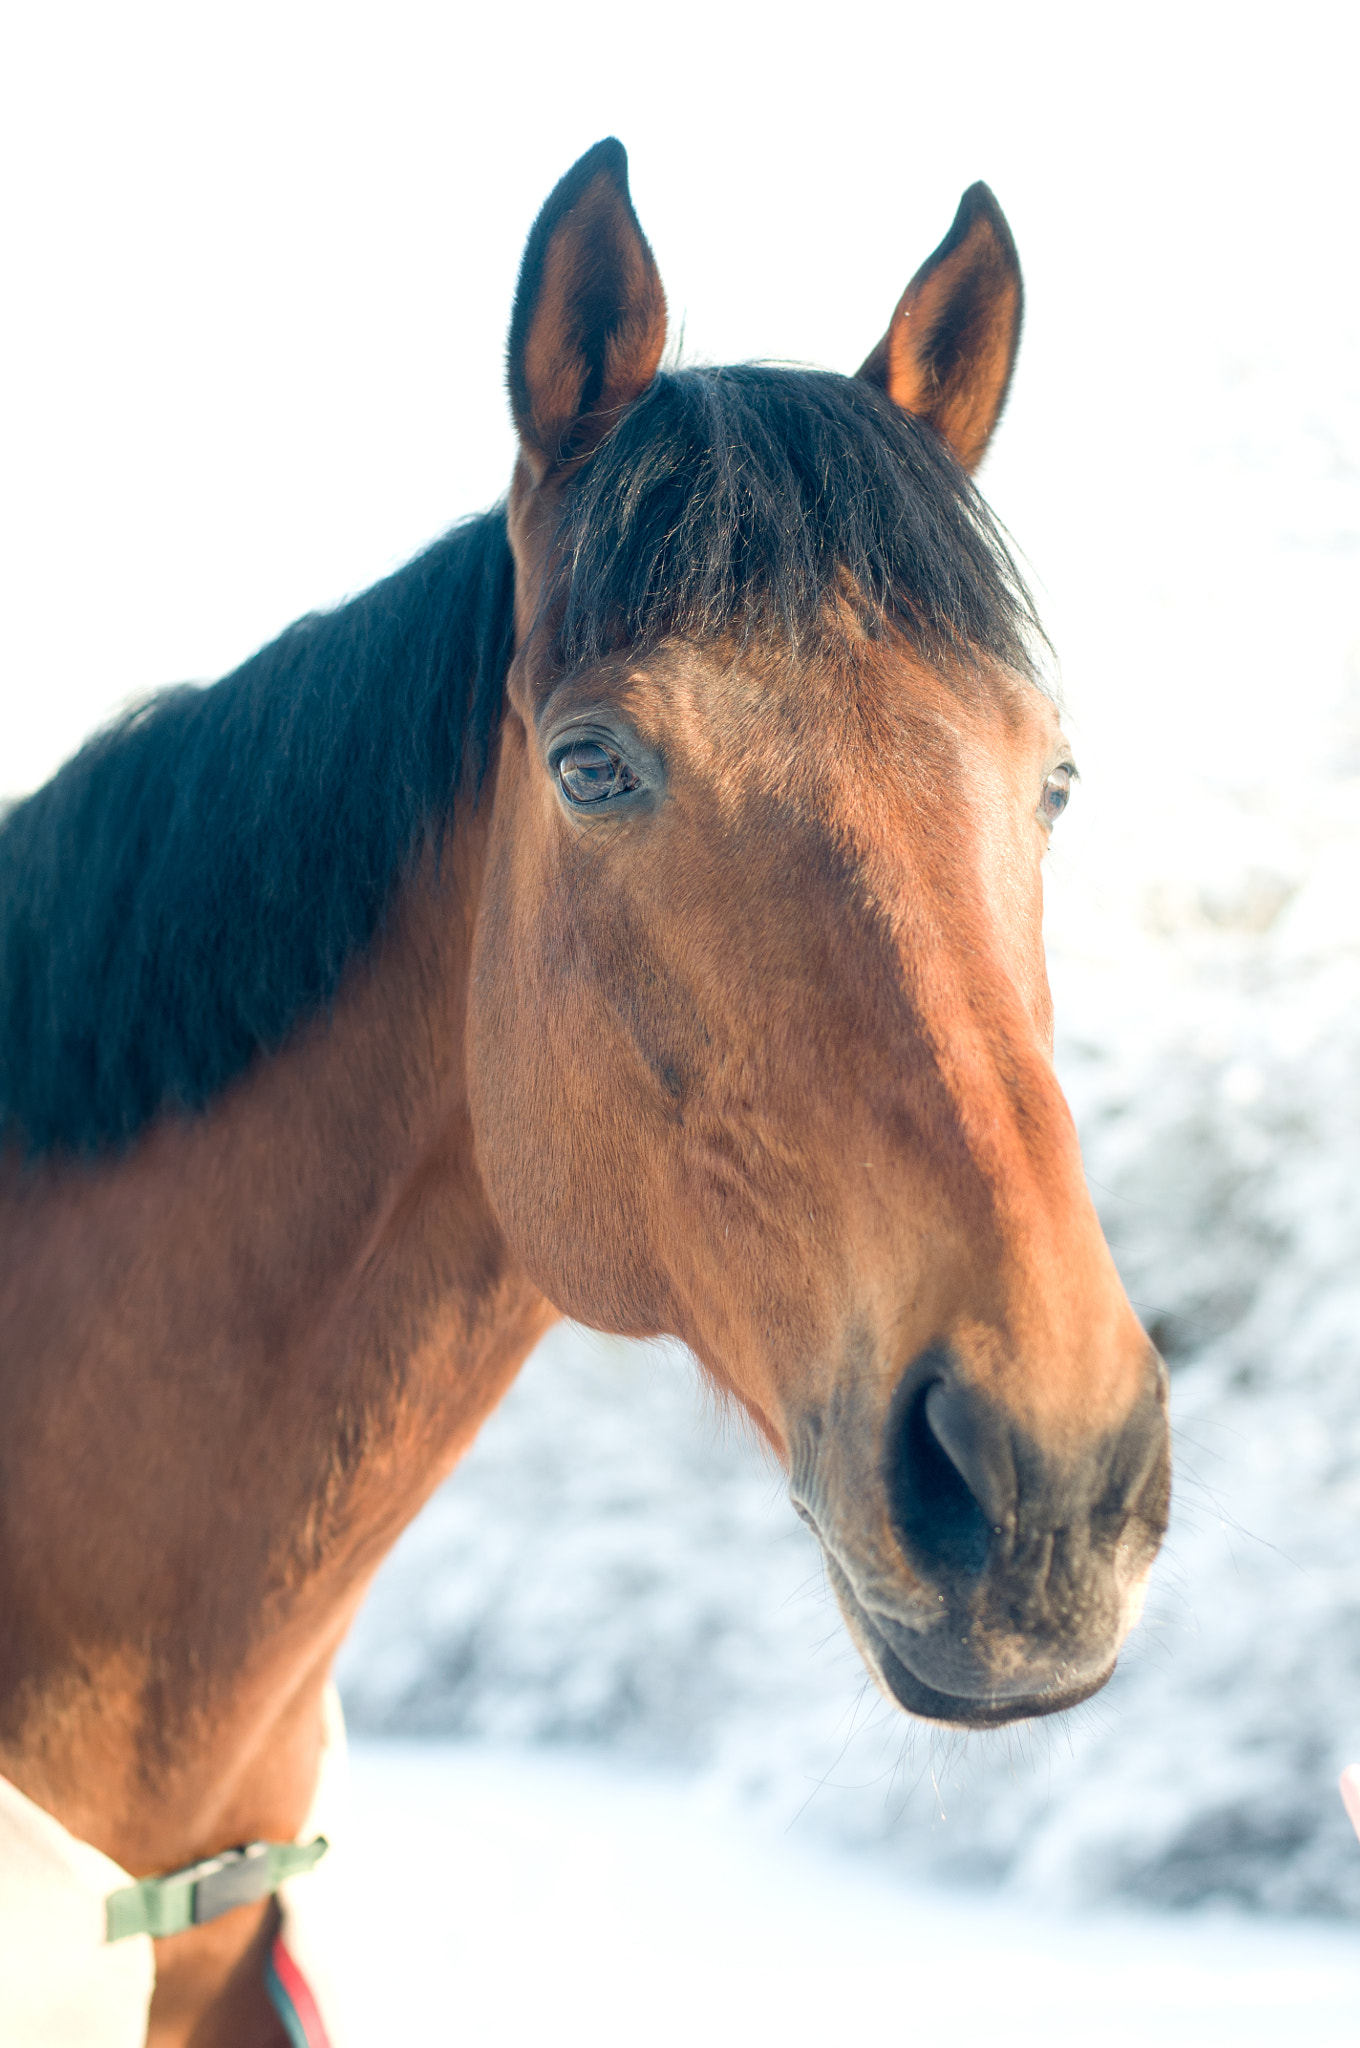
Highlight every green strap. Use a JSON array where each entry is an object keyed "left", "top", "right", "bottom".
[{"left": 105, "top": 1835, "right": 328, "bottom": 1942}]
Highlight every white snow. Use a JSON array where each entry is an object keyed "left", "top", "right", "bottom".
[{"left": 338, "top": 1740, "right": 1360, "bottom": 2047}]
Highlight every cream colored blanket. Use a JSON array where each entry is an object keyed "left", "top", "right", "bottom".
[{"left": 0, "top": 1686, "right": 350, "bottom": 2048}]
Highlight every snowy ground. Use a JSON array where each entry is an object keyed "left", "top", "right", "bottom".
[{"left": 338, "top": 1741, "right": 1360, "bottom": 2047}]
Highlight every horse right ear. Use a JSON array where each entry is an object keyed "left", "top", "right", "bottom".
[
  {"left": 507, "top": 139, "right": 668, "bottom": 483},
  {"left": 858, "top": 183, "right": 1023, "bottom": 475}
]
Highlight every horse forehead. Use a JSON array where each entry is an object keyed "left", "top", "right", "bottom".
[{"left": 622, "top": 640, "right": 1054, "bottom": 786}]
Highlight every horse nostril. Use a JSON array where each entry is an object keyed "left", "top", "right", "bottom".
[{"left": 887, "top": 1377, "right": 993, "bottom": 1579}]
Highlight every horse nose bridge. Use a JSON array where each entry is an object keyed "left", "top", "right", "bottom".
[{"left": 858, "top": 944, "right": 1096, "bottom": 1254}]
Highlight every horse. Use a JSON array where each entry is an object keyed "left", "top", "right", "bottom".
[{"left": 0, "top": 139, "right": 1170, "bottom": 2045}]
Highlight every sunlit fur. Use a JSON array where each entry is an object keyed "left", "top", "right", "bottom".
[{"left": 0, "top": 139, "right": 1168, "bottom": 2046}]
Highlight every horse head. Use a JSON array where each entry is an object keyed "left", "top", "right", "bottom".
[{"left": 467, "top": 140, "right": 1169, "bottom": 1727}]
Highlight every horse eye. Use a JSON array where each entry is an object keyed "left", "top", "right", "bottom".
[
  {"left": 1040, "top": 763, "right": 1076, "bottom": 826},
  {"left": 556, "top": 740, "right": 640, "bottom": 806}
]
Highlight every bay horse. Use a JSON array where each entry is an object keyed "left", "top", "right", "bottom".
[{"left": 0, "top": 140, "right": 1170, "bottom": 2045}]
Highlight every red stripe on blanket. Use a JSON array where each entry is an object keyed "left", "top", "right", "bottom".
[{"left": 264, "top": 1933, "right": 332, "bottom": 2048}]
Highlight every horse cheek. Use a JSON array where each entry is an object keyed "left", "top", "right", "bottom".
[{"left": 465, "top": 818, "right": 678, "bottom": 1337}]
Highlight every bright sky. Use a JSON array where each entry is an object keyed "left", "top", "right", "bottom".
[{"left": 2, "top": 0, "right": 1356, "bottom": 800}]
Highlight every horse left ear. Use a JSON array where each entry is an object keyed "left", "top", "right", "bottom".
[
  {"left": 858, "top": 183, "right": 1023, "bottom": 474},
  {"left": 508, "top": 138, "right": 668, "bottom": 481}
]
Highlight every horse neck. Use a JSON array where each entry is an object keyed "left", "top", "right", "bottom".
[{"left": 0, "top": 815, "right": 554, "bottom": 1862}]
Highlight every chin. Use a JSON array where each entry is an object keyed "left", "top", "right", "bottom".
[
  {"left": 826, "top": 1556, "right": 1118, "bottom": 1731},
  {"left": 868, "top": 1627, "right": 1115, "bottom": 1729}
]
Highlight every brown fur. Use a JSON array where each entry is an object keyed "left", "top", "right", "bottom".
[
  {"left": 0, "top": 814, "right": 553, "bottom": 2038},
  {"left": 0, "top": 148, "right": 1166, "bottom": 2042}
]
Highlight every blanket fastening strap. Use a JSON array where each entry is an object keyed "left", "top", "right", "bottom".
[{"left": 104, "top": 1835, "right": 329, "bottom": 1941}]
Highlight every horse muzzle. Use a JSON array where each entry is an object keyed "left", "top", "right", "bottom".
[{"left": 791, "top": 1343, "right": 1171, "bottom": 1729}]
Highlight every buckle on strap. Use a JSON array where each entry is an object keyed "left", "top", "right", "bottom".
[{"left": 105, "top": 1835, "right": 328, "bottom": 1941}]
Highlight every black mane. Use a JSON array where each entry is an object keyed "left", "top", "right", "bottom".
[
  {"left": 0, "top": 366, "right": 1040, "bottom": 1156},
  {"left": 0, "top": 513, "right": 514, "bottom": 1154},
  {"left": 553, "top": 367, "right": 1039, "bottom": 676}
]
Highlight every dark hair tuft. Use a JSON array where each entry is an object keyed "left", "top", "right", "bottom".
[{"left": 551, "top": 367, "right": 1040, "bottom": 676}]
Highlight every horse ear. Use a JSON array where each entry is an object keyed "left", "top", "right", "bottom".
[
  {"left": 508, "top": 138, "right": 667, "bottom": 480},
  {"left": 858, "top": 183, "right": 1023, "bottom": 474}
]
